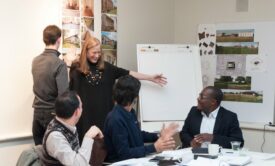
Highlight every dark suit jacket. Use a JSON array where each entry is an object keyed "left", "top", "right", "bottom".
[{"left": 180, "top": 106, "right": 244, "bottom": 148}]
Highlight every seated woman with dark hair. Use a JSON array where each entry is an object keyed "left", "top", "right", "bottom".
[{"left": 104, "top": 75, "right": 179, "bottom": 162}]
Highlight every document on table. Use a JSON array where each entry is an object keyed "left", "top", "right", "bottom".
[
  {"left": 160, "top": 148, "right": 192, "bottom": 158},
  {"left": 219, "top": 156, "right": 252, "bottom": 166},
  {"left": 187, "top": 157, "right": 221, "bottom": 166},
  {"left": 258, "top": 153, "right": 275, "bottom": 160},
  {"left": 186, "top": 156, "right": 251, "bottom": 166},
  {"left": 160, "top": 148, "right": 194, "bottom": 165},
  {"left": 110, "top": 158, "right": 156, "bottom": 166}
]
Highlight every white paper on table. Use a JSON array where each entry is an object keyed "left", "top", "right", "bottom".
[
  {"left": 160, "top": 148, "right": 192, "bottom": 159},
  {"left": 110, "top": 158, "right": 154, "bottom": 166},
  {"left": 259, "top": 153, "right": 275, "bottom": 160},
  {"left": 187, "top": 157, "right": 222, "bottom": 166},
  {"left": 219, "top": 156, "right": 251, "bottom": 166}
]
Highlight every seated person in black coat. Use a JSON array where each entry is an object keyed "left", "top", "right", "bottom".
[
  {"left": 180, "top": 86, "right": 244, "bottom": 149},
  {"left": 104, "top": 75, "right": 179, "bottom": 162}
]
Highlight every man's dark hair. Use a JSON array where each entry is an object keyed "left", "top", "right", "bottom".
[
  {"left": 205, "top": 86, "right": 224, "bottom": 105},
  {"left": 43, "top": 25, "right": 61, "bottom": 46},
  {"left": 113, "top": 75, "right": 141, "bottom": 106},
  {"left": 55, "top": 91, "right": 80, "bottom": 119}
]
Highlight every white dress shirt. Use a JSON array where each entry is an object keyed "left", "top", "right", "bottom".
[
  {"left": 200, "top": 106, "right": 220, "bottom": 147},
  {"left": 46, "top": 117, "right": 94, "bottom": 166}
]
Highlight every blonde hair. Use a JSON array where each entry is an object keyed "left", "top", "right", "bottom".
[{"left": 78, "top": 35, "right": 104, "bottom": 75}]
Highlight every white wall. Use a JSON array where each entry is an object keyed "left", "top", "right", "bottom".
[
  {"left": 173, "top": 0, "right": 275, "bottom": 153},
  {"left": 174, "top": 0, "right": 275, "bottom": 43},
  {"left": 117, "top": 0, "right": 175, "bottom": 71},
  {"left": 0, "top": 0, "right": 60, "bottom": 165},
  {"left": 241, "top": 125, "right": 275, "bottom": 153},
  {"left": 0, "top": 0, "right": 61, "bottom": 140}
]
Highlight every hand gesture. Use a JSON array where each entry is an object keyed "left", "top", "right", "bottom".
[
  {"left": 160, "top": 123, "right": 179, "bottom": 139},
  {"left": 194, "top": 133, "right": 213, "bottom": 144},
  {"left": 151, "top": 74, "right": 167, "bottom": 87},
  {"left": 154, "top": 137, "right": 176, "bottom": 153},
  {"left": 190, "top": 138, "right": 201, "bottom": 148},
  {"left": 85, "top": 125, "right": 104, "bottom": 139}
]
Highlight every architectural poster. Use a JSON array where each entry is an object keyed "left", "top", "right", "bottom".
[
  {"left": 198, "top": 24, "right": 263, "bottom": 104},
  {"left": 61, "top": 0, "right": 118, "bottom": 66}
]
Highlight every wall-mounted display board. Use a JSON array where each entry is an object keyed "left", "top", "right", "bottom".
[{"left": 198, "top": 22, "right": 275, "bottom": 124}]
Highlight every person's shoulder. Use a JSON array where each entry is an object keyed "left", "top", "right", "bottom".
[
  {"left": 47, "top": 130, "right": 64, "bottom": 138},
  {"left": 70, "top": 61, "right": 82, "bottom": 75},
  {"left": 107, "top": 107, "right": 125, "bottom": 122},
  {"left": 104, "top": 61, "right": 111, "bottom": 66},
  {"left": 104, "top": 61, "right": 115, "bottom": 69},
  {"left": 219, "top": 106, "right": 237, "bottom": 116},
  {"left": 45, "top": 130, "right": 67, "bottom": 145},
  {"left": 105, "top": 110, "right": 124, "bottom": 129},
  {"left": 32, "top": 53, "right": 44, "bottom": 63},
  {"left": 190, "top": 106, "right": 199, "bottom": 113},
  {"left": 70, "top": 61, "right": 80, "bottom": 71},
  {"left": 107, "top": 108, "right": 120, "bottom": 119},
  {"left": 55, "top": 57, "right": 66, "bottom": 65}
]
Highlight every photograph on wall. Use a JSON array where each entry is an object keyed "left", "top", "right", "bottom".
[
  {"left": 82, "top": 0, "right": 94, "bottom": 17},
  {"left": 198, "top": 24, "right": 216, "bottom": 56},
  {"left": 101, "top": 0, "right": 117, "bottom": 65},
  {"left": 101, "top": 31, "right": 117, "bottom": 49},
  {"left": 216, "top": 29, "right": 254, "bottom": 42},
  {"left": 222, "top": 90, "right": 263, "bottom": 103},
  {"left": 216, "top": 42, "right": 259, "bottom": 54},
  {"left": 102, "top": 13, "right": 117, "bottom": 32},
  {"left": 62, "top": 16, "right": 80, "bottom": 30},
  {"left": 102, "top": 0, "right": 117, "bottom": 15},
  {"left": 214, "top": 75, "right": 251, "bottom": 90},
  {"left": 63, "top": 29, "right": 81, "bottom": 48},
  {"left": 216, "top": 55, "right": 246, "bottom": 76},
  {"left": 102, "top": 49, "right": 117, "bottom": 65},
  {"left": 63, "top": 0, "right": 80, "bottom": 17},
  {"left": 82, "top": 17, "right": 94, "bottom": 31},
  {"left": 62, "top": 16, "right": 81, "bottom": 65},
  {"left": 246, "top": 55, "right": 266, "bottom": 72},
  {"left": 81, "top": 16, "right": 94, "bottom": 41}
]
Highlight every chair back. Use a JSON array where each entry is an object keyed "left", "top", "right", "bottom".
[
  {"left": 90, "top": 139, "right": 107, "bottom": 166},
  {"left": 16, "top": 146, "right": 42, "bottom": 166}
]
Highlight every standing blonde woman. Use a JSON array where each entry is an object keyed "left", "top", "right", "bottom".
[{"left": 70, "top": 36, "right": 167, "bottom": 142}]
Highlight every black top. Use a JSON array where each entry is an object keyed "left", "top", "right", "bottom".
[{"left": 69, "top": 62, "right": 129, "bottom": 142}]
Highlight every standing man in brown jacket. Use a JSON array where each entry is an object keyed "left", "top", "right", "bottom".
[{"left": 32, "top": 25, "right": 69, "bottom": 145}]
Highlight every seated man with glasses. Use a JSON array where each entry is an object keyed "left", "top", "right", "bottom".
[{"left": 180, "top": 86, "right": 244, "bottom": 148}]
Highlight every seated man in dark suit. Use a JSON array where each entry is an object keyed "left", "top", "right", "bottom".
[
  {"left": 104, "top": 75, "right": 179, "bottom": 162},
  {"left": 180, "top": 86, "right": 244, "bottom": 148}
]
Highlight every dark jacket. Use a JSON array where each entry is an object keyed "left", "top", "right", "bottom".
[
  {"left": 32, "top": 49, "right": 68, "bottom": 109},
  {"left": 104, "top": 104, "right": 158, "bottom": 162},
  {"left": 180, "top": 106, "right": 244, "bottom": 148}
]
